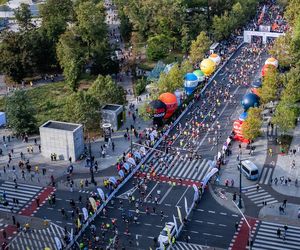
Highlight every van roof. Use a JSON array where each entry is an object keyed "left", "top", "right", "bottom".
[{"left": 242, "top": 160, "right": 258, "bottom": 170}]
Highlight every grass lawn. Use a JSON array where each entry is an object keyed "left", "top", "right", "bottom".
[{"left": 0, "top": 82, "right": 71, "bottom": 127}]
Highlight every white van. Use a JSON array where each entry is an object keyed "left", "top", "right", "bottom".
[{"left": 238, "top": 160, "right": 259, "bottom": 180}]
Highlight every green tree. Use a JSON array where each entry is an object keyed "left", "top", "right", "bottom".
[
  {"left": 146, "top": 34, "right": 172, "bottom": 61},
  {"left": 189, "top": 31, "right": 211, "bottom": 65},
  {"left": 74, "top": 0, "right": 107, "bottom": 56},
  {"left": 138, "top": 102, "right": 152, "bottom": 121},
  {"left": 269, "top": 33, "right": 294, "bottom": 68},
  {"left": 181, "top": 60, "right": 193, "bottom": 73},
  {"left": 281, "top": 67, "right": 300, "bottom": 103},
  {"left": 14, "top": 3, "right": 33, "bottom": 31},
  {"left": 180, "top": 24, "right": 190, "bottom": 54},
  {"left": 6, "top": 90, "right": 37, "bottom": 135},
  {"left": 231, "top": 2, "right": 244, "bottom": 28},
  {"left": 291, "top": 16, "right": 300, "bottom": 62},
  {"left": 212, "top": 11, "right": 234, "bottom": 41},
  {"left": 258, "top": 67, "right": 279, "bottom": 104},
  {"left": 284, "top": 0, "right": 300, "bottom": 26},
  {"left": 39, "top": 0, "right": 73, "bottom": 41},
  {"left": 133, "top": 78, "right": 147, "bottom": 96},
  {"left": 241, "top": 107, "right": 262, "bottom": 140},
  {"left": 0, "top": 31, "right": 34, "bottom": 82},
  {"left": 272, "top": 101, "right": 298, "bottom": 132},
  {"left": 39, "top": 0, "right": 74, "bottom": 68},
  {"left": 123, "top": 0, "right": 185, "bottom": 43},
  {"left": 157, "top": 64, "right": 183, "bottom": 94},
  {"left": 64, "top": 90, "right": 100, "bottom": 131},
  {"left": 56, "top": 30, "right": 85, "bottom": 91},
  {"left": 88, "top": 75, "right": 126, "bottom": 105},
  {"left": 119, "top": 9, "right": 132, "bottom": 42}
]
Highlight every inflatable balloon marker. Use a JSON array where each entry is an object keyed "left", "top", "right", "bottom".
[
  {"left": 159, "top": 92, "right": 178, "bottom": 119},
  {"left": 209, "top": 53, "right": 221, "bottom": 66},
  {"left": 149, "top": 100, "right": 167, "bottom": 125},
  {"left": 193, "top": 69, "right": 205, "bottom": 82},
  {"left": 184, "top": 73, "right": 198, "bottom": 95},
  {"left": 200, "top": 58, "right": 215, "bottom": 76},
  {"left": 265, "top": 57, "right": 278, "bottom": 68},
  {"left": 241, "top": 93, "right": 260, "bottom": 111},
  {"left": 251, "top": 79, "right": 262, "bottom": 96}
]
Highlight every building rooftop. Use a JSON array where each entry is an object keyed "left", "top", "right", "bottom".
[
  {"left": 102, "top": 104, "right": 122, "bottom": 111},
  {"left": 42, "top": 121, "right": 81, "bottom": 131}
]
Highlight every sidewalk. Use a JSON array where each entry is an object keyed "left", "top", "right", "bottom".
[
  {"left": 0, "top": 211, "right": 47, "bottom": 246},
  {"left": 219, "top": 121, "right": 268, "bottom": 188},
  {"left": 271, "top": 119, "right": 300, "bottom": 197},
  {"left": 259, "top": 202, "right": 300, "bottom": 227}
]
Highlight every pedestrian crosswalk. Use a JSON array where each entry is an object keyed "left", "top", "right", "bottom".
[
  {"left": 0, "top": 181, "right": 42, "bottom": 213},
  {"left": 252, "top": 221, "right": 300, "bottom": 250},
  {"left": 242, "top": 185, "right": 278, "bottom": 207},
  {"left": 8, "top": 222, "right": 66, "bottom": 250},
  {"left": 146, "top": 154, "right": 214, "bottom": 182},
  {"left": 171, "top": 241, "right": 211, "bottom": 250},
  {"left": 259, "top": 168, "right": 273, "bottom": 185}
]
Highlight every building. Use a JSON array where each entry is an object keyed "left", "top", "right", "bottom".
[
  {"left": 101, "top": 104, "right": 124, "bottom": 131},
  {"left": 39, "top": 120, "right": 84, "bottom": 161}
]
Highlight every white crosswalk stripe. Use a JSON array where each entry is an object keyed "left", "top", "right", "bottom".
[
  {"left": 8, "top": 222, "right": 66, "bottom": 250},
  {"left": 259, "top": 168, "right": 273, "bottom": 185},
  {"left": 0, "top": 181, "right": 42, "bottom": 213},
  {"left": 171, "top": 241, "right": 211, "bottom": 250},
  {"left": 147, "top": 154, "right": 213, "bottom": 182},
  {"left": 252, "top": 221, "right": 300, "bottom": 250},
  {"left": 242, "top": 185, "right": 278, "bottom": 207}
]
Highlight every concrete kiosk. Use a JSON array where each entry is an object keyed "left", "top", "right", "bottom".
[{"left": 39, "top": 120, "right": 84, "bottom": 161}]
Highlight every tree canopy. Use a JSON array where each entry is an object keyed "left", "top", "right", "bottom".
[
  {"left": 88, "top": 75, "right": 126, "bottom": 105},
  {"left": 258, "top": 67, "right": 280, "bottom": 104},
  {"left": 64, "top": 90, "right": 100, "bottom": 131},
  {"left": 146, "top": 34, "right": 172, "bottom": 61},
  {"left": 6, "top": 90, "right": 37, "bottom": 135},
  {"left": 189, "top": 31, "right": 211, "bottom": 65},
  {"left": 14, "top": 3, "right": 33, "bottom": 31},
  {"left": 241, "top": 107, "right": 262, "bottom": 140},
  {"left": 272, "top": 101, "right": 298, "bottom": 132}
]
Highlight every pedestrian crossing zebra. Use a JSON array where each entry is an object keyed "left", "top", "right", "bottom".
[
  {"left": 242, "top": 185, "right": 278, "bottom": 207},
  {"left": 259, "top": 168, "right": 273, "bottom": 185},
  {"left": 171, "top": 241, "right": 211, "bottom": 250},
  {"left": 146, "top": 154, "right": 214, "bottom": 182},
  {"left": 251, "top": 221, "right": 300, "bottom": 250},
  {"left": 0, "top": 181, "right": 43, "bottom": 213},
  {"left": 8, "top": 222, "right": 66, "bottom": 250}
]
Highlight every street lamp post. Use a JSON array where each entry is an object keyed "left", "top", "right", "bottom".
[
  {"left": 88, "top": 137, "right": 95, "bottom": 184},
  {"left": 238, "top": 151, "right": 243, "bottom": 209},
  {"left": 130, "top": 129, "right": 133, "bottom": 154}
]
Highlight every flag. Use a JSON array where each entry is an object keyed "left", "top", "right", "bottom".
[
  {"left": 177, "top": 206, "right": 183, "bottom": 224},
  {"left": 89, "top": 197, "right": 97, "bottom": 211},
  {"left": 184, "top": 197, "right": 188, "bottom": 215},
  {"left": 166, "top": 227, "right": 171, "bottom": 244},
  {"left": 97, "top": 188, "right": 105, "bottom": 201},
  {"left": 82, "top": 207, "right": 89, "bottom": 221},
  {"left": 173, "top": 215, "right": 178, "bottom": 234}
]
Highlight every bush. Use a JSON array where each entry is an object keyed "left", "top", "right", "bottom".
[
  {"left": 278, "top": 134, "right": 293, "bottom": 154},
  {"left": 133, "top": 78, "right": 147, "bottom": 96}
]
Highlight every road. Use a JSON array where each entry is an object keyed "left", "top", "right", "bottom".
[
  {"left": 75, "top": 43, "right": 267, "bottom": 249},
  {"left": 178, "top": 191, "right": 241, "bottom": 249}
]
